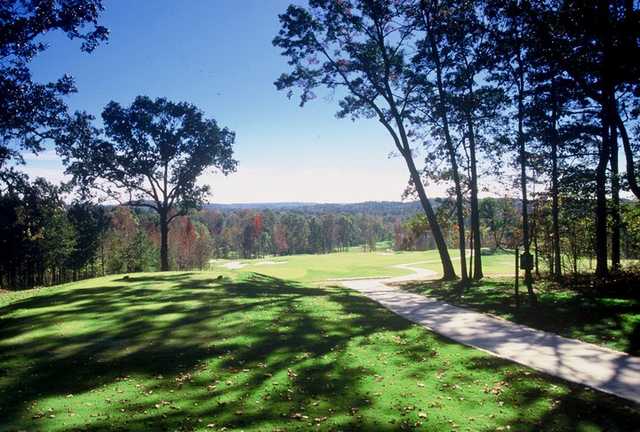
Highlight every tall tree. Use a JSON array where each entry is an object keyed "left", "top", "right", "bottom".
[
  {"left": 433, "top": 0, "right": 505, "bottom": 280},
  {"left": 57, "top": 96, "right": 237, "bottom": 271},
  {"left": 548, "top": 79, "right": 564, "bottom": 279},
  {"left": 413, "top": 0, "right": 469, "bottom": 283},
  {"left": 273, "top": 0, "right": 457, "bottom": 279},
  {"left": 524, "top": 48, "right": 575, "bottom": 280},
  {"left": 488, "top": 0, "right": 537, "bottom": 304}
]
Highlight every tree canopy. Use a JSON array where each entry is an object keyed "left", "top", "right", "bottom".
[{"left": 58, "top": 96, "right": 238, "bottom": 270}]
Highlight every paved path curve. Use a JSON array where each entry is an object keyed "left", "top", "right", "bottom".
[{"left": 341, "top": 263, "right": 640, "bottom": 404}]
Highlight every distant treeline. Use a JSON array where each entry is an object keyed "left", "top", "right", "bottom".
[
  {"left": 3, "top": 176, "right": 639, "bottom": 290},
  {"left": 197, "top": 208, "right": 392, "bottom": 258},
  {"left": 205, "top": 201, "right": 429, "bottom": 217},
  {"left": 0, "top": 178, "right": 398, "bottom": 289}
]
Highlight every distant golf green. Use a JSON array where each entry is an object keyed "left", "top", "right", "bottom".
[{"left": 1, "top": 250, "right": 638, "bottom": 431}]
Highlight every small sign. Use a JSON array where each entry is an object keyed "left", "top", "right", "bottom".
[{"left": 520, "top": 252, "right": 533, "bottom": 270}]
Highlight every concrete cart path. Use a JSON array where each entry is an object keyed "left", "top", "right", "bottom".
[{"left": 341, "top": 263, "right": 640, "bottom": 404}]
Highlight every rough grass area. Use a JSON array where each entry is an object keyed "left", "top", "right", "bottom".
[
  {"left": 400, "top": 278, "right": 640, "bottom": 355},
  {"left": 1, "top": 272, "right": 638, "bottom": 431}
]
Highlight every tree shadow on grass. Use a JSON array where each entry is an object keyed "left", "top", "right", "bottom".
[
  {"left": 0, "top": 273, "right": 638, "bottom": 431},
  {"left": 400, "top": 278, "right": 640, "bottom": 355},
  {"left": 0, "top": 273, "right": 410, "bottom": 430},
  {"left": 464, "top": 355, "right": 639, "bottom": 432}
]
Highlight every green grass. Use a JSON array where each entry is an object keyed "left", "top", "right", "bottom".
[
  {"left": 205, "top": 249, "right": 518, "bottom": 283},
  {"left": 411, "top": 251, "right": 517, "bottom": 276},
  {"left": 207, "top": 250, "right": 432, "bottom": 282},
  {"left": 1, "top": 271, "right": 638, "bottom": 431},
  {"left": 399, "top": 278, "right": 640, "bottom": 355}
]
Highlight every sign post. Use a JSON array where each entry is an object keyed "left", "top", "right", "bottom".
[{"left": 520, "top": 252, "right": 534, "bottom": 272}]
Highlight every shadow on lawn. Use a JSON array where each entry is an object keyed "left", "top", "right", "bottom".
[
  {"left": 401, "top": 278, "right": 640, "bottom": 356},
  {"left": 0, "top": 273, "right": 405, "bottom": 430},
  {"left": 0, "top": 273, "right": 638, "bottom": 431}
]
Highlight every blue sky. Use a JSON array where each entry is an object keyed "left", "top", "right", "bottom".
[{"left": 24, "top": 0, "right": 448, "bottom": 203}]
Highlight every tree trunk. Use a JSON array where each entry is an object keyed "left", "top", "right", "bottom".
[
  {"left": 615, "top": 111, "right": 640, "bottom": 199},
  {"left": 610, "top": 120, "right": 621, "bottom": 271},
  {"left": 516, "top": 96, "right": 535, "bottom": 306},
  {"left": 160, "top": 209, "right": 170, "bottom": 271},
  {"left": 518, "top": 89, "right": 536, "bottom": 305},
  {"left": 595, "top": 97, "right": 611, "bottom": 278},
  {"left": 467, "top": 116, "right": 483, "bottom": 280},
  {"left": 514, "top": 246, "right": 520, "bottom": 309},
  {"left": 550, "top": 84, "right": 562, "bottom": 280},
  {"left": 533, "top": 212, "right": 540, "bottom": 278},
  {"left": 450, "top": 161, "right": 468, "bottom": 284},
  {"left": 512, "top": 23, "right": 536, "bottom": 305},
  {"left": 403, "top": 152, "right": 457, "bottom": 280},
  {"left": 468, "top": 229, "right": 474, "bottom": 280},
  {"left": 594, "top": 2, "right": 613, "bottom": 278},
  {"left": 617, "top": 1, "right": 640, "bottom": 200},
  {"left": 100, "top": 240, "right": 105, "bottom": 276},
  {"left": 427, "top": 27, "right": 467, "bottom": 284}
]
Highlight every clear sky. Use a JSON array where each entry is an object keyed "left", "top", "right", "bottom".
[{"left": 24, "top": 0, "right": 452, "bottom": 203}]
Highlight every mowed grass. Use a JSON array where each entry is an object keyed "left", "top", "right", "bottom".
[
  {"left": 1, "top": 271, "right": 639, "bottom": 431},
  {"left": 411, "top": 251, "right": 517, "bottom": 277},
  {"left": 206, "top": 249, "right": 517, "bottom": 283},
  {"left": 208, "top": 250, "right": 434, "bottom": 282}
]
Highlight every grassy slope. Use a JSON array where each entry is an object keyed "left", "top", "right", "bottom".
[
  {"left": 400, "top": 278, "right": 640, "bottom": 355},
  {"left": 1, "top": 271, "right": 638, "bottom": 431}
]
